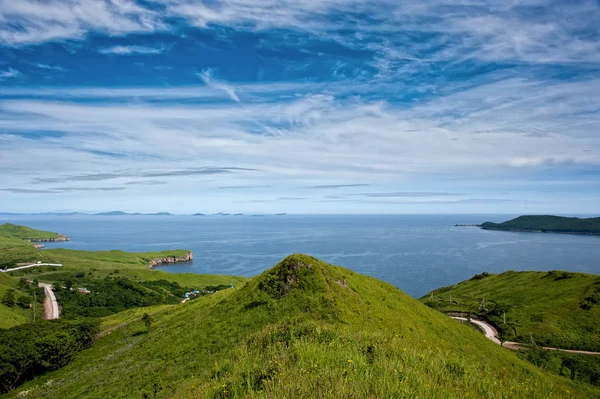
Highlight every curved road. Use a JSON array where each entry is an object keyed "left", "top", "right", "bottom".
[
  {"left": 452, "top": 316, "right": 501, "bottom": 344},
  {"left": 38, "top": 282, "right": 60, "bottom": 320},
  {"left": 1, "top": 263, "right": 62, "bottom": 273},
  {"left": 451, "top": 316, "right": 600, "bottom": 356}
]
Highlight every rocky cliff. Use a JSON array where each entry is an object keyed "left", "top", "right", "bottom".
[
  {"left": 27, "top": 234, "right": 70, "bottom": 242},
  {"left": 147, "top": 251, "right": 193, "bottom": 268}
]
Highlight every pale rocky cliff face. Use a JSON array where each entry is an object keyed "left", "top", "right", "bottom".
[
  {"left": 28, "top": 234, "right": 70, "bottom": 242},
  {"left": 147, "top": 251, "right": 193, "bottom": 268}
]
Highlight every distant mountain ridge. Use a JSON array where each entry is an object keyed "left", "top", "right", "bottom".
[{"left": 480, "top": 215, "right": 600, "bottom": 235}]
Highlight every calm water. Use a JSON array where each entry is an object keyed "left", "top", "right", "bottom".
[{"left": 2, "top": 214, "right": 599, "bottom": 297}]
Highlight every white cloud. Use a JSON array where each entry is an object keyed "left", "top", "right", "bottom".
[
  {"left": 0, "top": 67, "right": 20, "bottom": 80},
  {"left": 98, "top": 45, "right": 166, "bottom": 55},
  {"left": 0, "top": 0, "right": 165, "bottom": 46},
  {"left": 34, "top": 63, "right": 66, "bottom": 71},
  {"left": 1, "top": 76, "right": 598, "bottom": 189},
  {"left": 197, "top": 69, "right": 240, "bottom": 102},
  {"left": 1, "top": 0, "right": 599, "bottom": 67}
]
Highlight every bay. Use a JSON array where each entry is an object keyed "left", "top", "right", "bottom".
[{"left": 2, "top": 214, "right": 599, "bottom": 297}]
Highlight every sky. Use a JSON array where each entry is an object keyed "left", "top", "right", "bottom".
[{"left": 0, "top": 0, "right": 599, "bottom": 214}]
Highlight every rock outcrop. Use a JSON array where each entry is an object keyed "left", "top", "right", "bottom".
[
  {"left": 147, "top": 251, "right": 193, "bottom": 268},
  {"left": 27, "top": 234, "right": 70, "bottom": 243}
]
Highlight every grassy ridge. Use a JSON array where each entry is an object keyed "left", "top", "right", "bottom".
[
  {"left": 0, "top": 224, "right": 64, "bottom": 241},
  {"left": 7, "top": 255, "right": 598, "bottom": 398},
  {"left": 420, "top": 270, "right": 600, "bottom": 351},
  {"left": 480, "top": 215, "right": 600, "bottom": 234}
]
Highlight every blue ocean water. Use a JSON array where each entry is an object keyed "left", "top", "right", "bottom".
[{"left": 2, "top": 214, "right": 599, "bottom": 298}]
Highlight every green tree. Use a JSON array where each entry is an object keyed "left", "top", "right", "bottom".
[
  {"left": 1, "top": 289, "right": 15, "bottom": 307},
  {"left": 16, "top": 295, "right": 30, "bottom": 309},
  {"left": 142, "top": 313, "right": 152, "bottom": 332}
]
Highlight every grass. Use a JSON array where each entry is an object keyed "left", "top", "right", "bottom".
[
  {"left": 0, "top": 224, "right": 64, "bottom": 241},
  {"left": 0, "top": 225, "right": 245, "bottom": 330},
  {"left": 420, "top": 270, "right": 600, "bottom": 351},
  {"left": 6, "top": 255, "right": 599, "bottom": 398},
  {"left": 0, "top": 274, "right": 32, "bottom": 329}
]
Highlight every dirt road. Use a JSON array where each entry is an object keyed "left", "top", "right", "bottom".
[
  {"left": 451, "top": 316, "right": 600, "bottom": 356},
  {"left": 38, "top": 282, "right": 59, "bottom": 320}
]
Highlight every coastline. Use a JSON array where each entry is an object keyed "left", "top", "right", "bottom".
[
  {"left": 480, "top": 227, "right": 600, "bottom": 236},
  {"left": 147, "top": 251, "right": 194, "bottom": 269},
  {"left": 27, "top": 234, "right": 70, "bottom": 243}
]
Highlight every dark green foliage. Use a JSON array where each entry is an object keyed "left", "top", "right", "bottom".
[
  {"left": 480, "top": 215, "right": 600, "bottom": 235},
  {"left": 0, "top": 319, "right": 100, "bottom": 393},
  {"left": 16, "top": 295, "right": 30, "bottom": 309},
  {"left": 470, "top": 272, "right": 490, "bottom": 281},
  {"left": 1, "top": 289, "right": 15, "bottom": 307},
  {"left": 54, "top": 276, "right": 188, "bottom": 318},
  {"left": 579, "top": 283, "right": 600, "bottom": 311},
  {"left": 142, "top": 313, "right": 152, "bottom": 332},
  {"left": 544, "top": 271, "right": 574, "bottom": 281},
  {"left": 518, "top": 350, "right": 600, "bottom": 387},
  {"left": 52, "top": 273, "right": 230, "bottom": 318}
]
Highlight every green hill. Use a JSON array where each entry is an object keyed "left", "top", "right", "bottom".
[
  {"left": 0, "top": 224, "right": 65, "bottom": 242},
  {"left": 5, "top": 255, "right": 597, "bottom": 398},
  {"left": 0, "top": 225, "right": 245, "bottom": 329},
  {"left": 480, "top": 215, "right": 600, "bottom": 235},
  {"left": 420, "top": 270, "right": 600, "bottom": 352}
]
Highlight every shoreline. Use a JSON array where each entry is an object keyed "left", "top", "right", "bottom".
[
  {"left": 147, "top": 251, "right": 194, "bottom": 269},
  {"left": 480, "top": 227, "right": 600, "bottom": 236},
  {"left": 27, "top": 234, "right": 70, "bottom": 243}
]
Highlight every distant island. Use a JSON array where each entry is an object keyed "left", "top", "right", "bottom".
[
  {"left": 94, "top": 211, "right": 173, "bottom": 216},
  {"left": 480, "top": 215, "right": 600, "bottom": 235}
]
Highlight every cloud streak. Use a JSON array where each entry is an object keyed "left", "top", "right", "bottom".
[
  {"left": 197, "top": 69, "right": 240, "bottom": 103},
  {"left": 29, "top": 168, "right": 257, "bottom": 184},
  {"left": 98, "top": 45, "right": 166, "bottom": 55}
]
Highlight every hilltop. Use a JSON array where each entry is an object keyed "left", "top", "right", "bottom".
[
  {"left": 421, "top": 270, "right": 600, "bottom": 352},
  {"left": 6, "top": 255, "right": 597, "bottom": 398},
  {"left": 480, "top": 215, "right": 600, "bottom": 235}
]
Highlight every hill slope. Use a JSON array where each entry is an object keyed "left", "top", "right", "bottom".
[
  {"left": 420, "top": 270, "right": 600, "bottom": 351},
  {"left": 0, "top": 225, "right": 245, "bottom": 329},
  {"left": 0, "top": 223, "right": 65, "bottom": 241},
  {"left": 480, "top": 215, "right": 600, "bottom": 235},
  {"left": 7, "top": 255, "right": 597, "bottom": 398}
]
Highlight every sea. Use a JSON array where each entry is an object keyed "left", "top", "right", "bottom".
[{"left": 2, "top": 214, "right": 599, "bottom": 298}]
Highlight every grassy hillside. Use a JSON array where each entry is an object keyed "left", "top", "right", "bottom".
[
  {"left": 480, "top": 215, "right": 600, "bottom": 234},
  {"left": 6, "top": 255, "right": 598, "bottom": 398},
  {"left": 420, "top": 270, "right": 600, "bottom": 351},
  {"left": 0, "top": 224, "right": 64, "bottom": 241},
  {"left": 0, "top": 274, "right": 37, "bottom": 329},
  {"left": 0, "top": 225, "right": 245, "bottom": 329}
]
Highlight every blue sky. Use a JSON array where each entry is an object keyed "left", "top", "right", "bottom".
[{"left": 0, "top": 0, "right": 599, "bottom": 214}]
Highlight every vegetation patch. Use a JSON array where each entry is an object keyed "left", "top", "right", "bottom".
[
  {"left": 0, "top": 319, "right": 99, "bottom": 393},
  {"left": 422, "top": 270, "right": 600, "bottom": 351}
]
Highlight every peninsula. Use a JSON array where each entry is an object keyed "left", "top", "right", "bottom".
[{"left": 480, "top": 215, "right": 600, "bottom": 235}]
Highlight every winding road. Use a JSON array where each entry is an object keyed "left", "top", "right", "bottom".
[
  {"left": 1, "top": 263, "right": 62, "bottom": 273},
  {"left": 451, "top": 316, "right": 600, "bottom": 356},
  {"left": 38, "top": 282, "right": 60, "bottom": 320}
]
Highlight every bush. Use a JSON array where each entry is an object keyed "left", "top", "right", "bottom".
[
  {"left": 0, "top": 319, "right": 100, "bottom": 393},
  {"left": 1, "top": 289, "right": 15, "bottom": 307}
]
